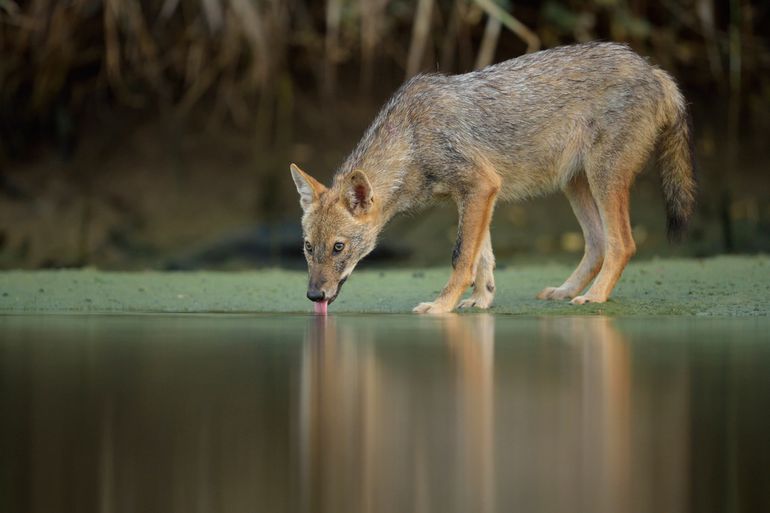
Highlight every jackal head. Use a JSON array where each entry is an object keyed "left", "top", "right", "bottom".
[{"left": 290, "top": 163, "right": 379, "bottom": 307}]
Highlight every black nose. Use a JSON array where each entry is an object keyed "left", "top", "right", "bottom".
[{"left": 307, "top": 288, "right": 326, "bottom": 302}]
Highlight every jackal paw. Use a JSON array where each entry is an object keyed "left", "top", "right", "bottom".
[
  {"left": 537, "top": 286, "right": 576, "bottom": 300},
  {"left": 570, "top": 294, "right": 607, "bottom": 305},
  {"left": 458, "top": 295, "right": 493, "bottom": 309},
  {"left": 413, "top": 301, "right": 452, "bottom": 314}
]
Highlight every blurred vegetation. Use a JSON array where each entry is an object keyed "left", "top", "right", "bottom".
[
  {"left": 0, "top": 1, "right": 769, "bottom": 269},
  {"left": 1, "top": 0, "right": 768, "bottom": 156}
]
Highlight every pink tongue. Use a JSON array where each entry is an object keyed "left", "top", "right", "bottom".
[{"left": 314, "top": 300, "right": 328, "bottom": 315}]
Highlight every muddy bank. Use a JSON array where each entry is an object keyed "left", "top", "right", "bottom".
[{"left": 0, "top": 256, "right": 766, "bottom": 316}]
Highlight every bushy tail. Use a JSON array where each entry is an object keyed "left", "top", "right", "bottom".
[{"left": 653, "top": 69, "right": 697, "bottom": 241}]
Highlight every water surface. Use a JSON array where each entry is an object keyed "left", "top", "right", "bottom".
[{"left": 1, "top": 314, "right": 768, "bottom": 513}]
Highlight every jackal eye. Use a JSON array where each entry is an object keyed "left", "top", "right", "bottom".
[
  {"left": 333, "top": 242, "right": 345, "bottom": 253},
  {"left": 304, "top": 241, "right": 313, "bottom": 254}
]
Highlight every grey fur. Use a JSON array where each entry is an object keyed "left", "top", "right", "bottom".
[{"left": 334, "top": 41, "right": 694, "bottom": 225}]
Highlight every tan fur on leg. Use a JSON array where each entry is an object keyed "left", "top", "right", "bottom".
[
  {"left": 415, "top": 168, "right": 500, "bottom": 314},
  {"left": 538, "top": 173, "right": 604, "bottom": 300},
  {"left": 458, "top": 230, "right": 496, "bottom": 309},
  {"left": 572, "top": 185, "right": 635, "bottom": 305}
]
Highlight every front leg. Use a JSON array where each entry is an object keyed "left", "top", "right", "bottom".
[
  {"left": 414, "top": 174, "right": 500, "bottom": 314},
  {"left": 458, "top": 230, "right": 495, "bottom": 309}
]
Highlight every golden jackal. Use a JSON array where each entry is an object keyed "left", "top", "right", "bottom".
[{"left": 290, "top": 42, "right": 695, "bottom": 314}]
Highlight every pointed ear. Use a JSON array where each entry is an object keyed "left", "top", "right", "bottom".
[
  {"left": 290, "top": 163, "right": 326, "bottom": 211},
  {"left": 344, "top": 170, "right": 374, "bottom": 216}
]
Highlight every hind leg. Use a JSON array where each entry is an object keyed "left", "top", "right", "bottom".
[
  {"left": 538, "top": 173, "right": 605, "bottom": 300},
  {"left": 458, "top": 229, "right": 495, "bottom": 309},
  {"left": 571, "top": 180, "right": 636, "bottom": 305}
]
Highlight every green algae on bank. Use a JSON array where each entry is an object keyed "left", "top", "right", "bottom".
[{"left": 0, "top": 256, "right": 767, "bottom": 316}]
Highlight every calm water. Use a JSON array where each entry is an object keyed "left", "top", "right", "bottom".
[{"left": 1, "top": 314, "right": 768, "bottom": 513}]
